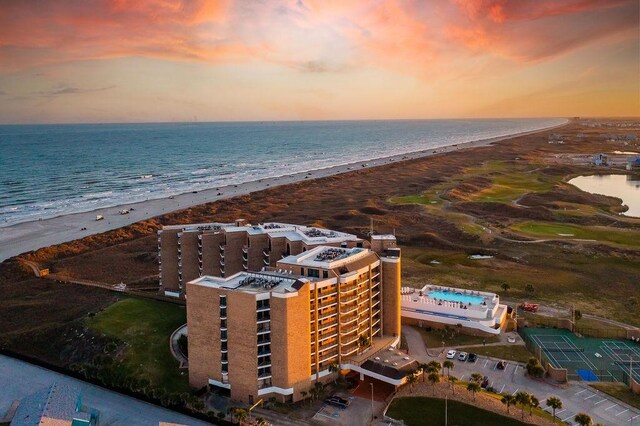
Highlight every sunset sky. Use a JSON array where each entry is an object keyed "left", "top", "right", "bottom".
[{"left": 0, "top": 0, "right": 638, "bottom": 124}]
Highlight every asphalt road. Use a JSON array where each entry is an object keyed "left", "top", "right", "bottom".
[{"left": 0, "top": 354, "right": 211, "bottom": 426}]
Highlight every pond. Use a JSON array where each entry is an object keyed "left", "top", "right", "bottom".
[{"left": 569, "top": 174, "right": 640, "bottom": 218}]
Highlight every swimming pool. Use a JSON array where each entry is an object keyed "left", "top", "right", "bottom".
[{"left": 428, "top": 290, "right": 484, "bottom": 305}]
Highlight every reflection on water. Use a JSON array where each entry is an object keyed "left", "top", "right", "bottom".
[{"left": 569, "top": 174, "right": 640, "bottom": 218}]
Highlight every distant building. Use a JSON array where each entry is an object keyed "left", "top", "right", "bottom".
[
  {"left": 10, "top": 383, "right": 98, "bottom": 426},
  {"left": 157, "top": 221, "right": 365, "bottom": 298},
  {"left": 593, "top": 153, "right": 609, "bottom": 166},
  {"left": 627, "top": 157, "right": 640, "bottom": 171}
]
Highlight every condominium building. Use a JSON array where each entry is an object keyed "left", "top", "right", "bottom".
[
  {"left": 186, "top": 231, "right": 402, "bottom": 404},
  {"left": 157, "top": 220, "right": 364, "bottom": 298}
]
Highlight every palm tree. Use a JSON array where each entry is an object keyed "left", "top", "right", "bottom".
[
  {"left": 529, "top": 395, "right": 539, "bottom": 416},
  {"left": 234, "top": 408, "right": 248, "bottom": 425},
  {"left": 406, "top": 372, "right": 418, "bottom": 393},
  {"left": 546, "top": 396, "right": 562, "bottom": 422},
  {"left": 427, "top": 372, "right": 440, "bottom": 395},
  {"left": 466, "top": 382, "right": 480, "bottom": 401},
  {"left": 574, "top": 413, "right": 592, "bottom": 426},
  {"left": 501, "top": 394, "right": 516, "bottom": 414},
  {"left": 328, "top": 362, "right": 340, "bottom": 384},
  {"left": 418, "top": 363, "right": 430, "bottom": 382},
  {"left": 427, "top": 360, "right": 442, "bottom": 373},
  {"left": 448, "top": 376, "right": 458, "bottom": 394},
  {"left": 515, "top": 391, "right": 531, "bottom": 420},
  {"left": 470, "top": 373, "right": 483, "bottom": 383},
  {"left": 443, "top": 360, "right": 454, "bottom": 377}
]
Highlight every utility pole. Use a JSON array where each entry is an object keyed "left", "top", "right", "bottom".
[{"left": 370, "top": 382, "right": 374, "bottom": 421}]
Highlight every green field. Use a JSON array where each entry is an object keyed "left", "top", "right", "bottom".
[
  {"left": 456, "top": 345, "right": 534, "bottom": 364},
  {"left": 511, "top": 222, "right": 640, "bottom": 248},
  {"left": 417, "top": 327, "right": 500, "bottom": 348},
  {"left": 87, "top": 297, "right": 190, "bottom": 392},
  {"left": 386, "top": 397, "right": 527, "bottom": 426}
]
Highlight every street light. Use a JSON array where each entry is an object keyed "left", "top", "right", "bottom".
[{"left": 370, "top": 382, "right": 374, "bottom": 421}]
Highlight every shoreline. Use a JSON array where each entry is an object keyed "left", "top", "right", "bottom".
[{"left": 0, "top": 120, "right": 568, "bottom": 262}]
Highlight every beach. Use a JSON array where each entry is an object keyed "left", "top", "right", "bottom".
[{"left": 0, "top": 122, "right": 567, "bottom": 262}]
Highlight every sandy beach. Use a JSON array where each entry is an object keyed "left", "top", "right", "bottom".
[{"left": 0, "top": 121, "right": 567, "bottom": 262}]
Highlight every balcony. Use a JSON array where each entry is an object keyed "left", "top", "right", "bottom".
[
  {"left": 318, "top": 332, "right": 337, "bottom": 343},
  {"left": 318, "top": 342, "right": 338, "bottom": 353},
  {"left": 317, "top": 310, "right": 337, "bottom": 321},
  {"left": 340, "top": 305, "right": 358, "bottom": 315},
  {"left": 257, "top": 323, "right": 271, "bottom": 333},
  {"left": 342, "top": 334, "right": 359, "bottom": 346},
  {"left": 258, "top": 371, "right": 272, "bottom": 379},
  {"left": 319, "top": 351, "right": 338, "bottom": 363},
  {"left": 340, "top": 345, "right": 358, "bottom": 357},
  {"left": 242, "top": 246, "right": 248, "bottom": 254},
  {"left": 339, "top": 284, "right": 357, "bottom": 294},
  {"left": 341, "top": 315, "right": 358, "bottom": 326},
  {"left": 340, "top": 294, "right": 358, "bottom": 304},
  {"left": 219, "top": 244, "right": 225, "bottom": 251},
  {"left": 339, "top": 324, "right": 358, "bottom": 335},
  {"left": 318, "top": 298, "right": 337, "bottom": 309},
  {"left": 220, "top": 260, "right": 225, "bottom": 267},
  {"left": 220, "top": 267, "right": 225, "bottom": 275},
  {"left": 263, "top": 250, "right": 270, "bottom": 257},
  {"left": 257, "top": 348, "right": 271, "bottom": 356},
  {"left": 242, "top": 264, "right": 248, "bottom": 271},
  {"left": 358, "top": 286, "right": 369, "bottom": 297}
]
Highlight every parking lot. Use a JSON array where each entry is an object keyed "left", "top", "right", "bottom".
[
  {"left": 429, "top": 350, "right": 640, "bottom": 425},
  {"left": 312, "top": 393, "right": 383, "bottom": 426}
]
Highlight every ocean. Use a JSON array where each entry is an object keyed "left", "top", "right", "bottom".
[{"left": 0, "top": 118, "right": 565, "bottom": 227}]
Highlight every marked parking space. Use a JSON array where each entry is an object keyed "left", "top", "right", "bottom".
[
  {"left": 561, "top": 414, "right": 574, "bottom": 422},
  {"left": 575, "top": 389, "right": 589, "bottom": 396},
  {"left": 511, "top": 388, "right": 519, "bottom": 395},
  {"left": 616, "top": 409, "right": 629, "bottom": 417},
  {"left": 594, "top": 398, "right": 608, "bottom": 405},
  {"left": 604, "top": 403, "right": 618, "bottom": 411},
  {"left": 629, "top": 413, "right": 640, "bottom": 422},
  {"left": 584, "top": 394, "right": 597, "bottom": 400},
  {"left": 499, "top": 384, "right": 505, "bottom": 393},
  {"left": 483, "top": 359, "right": 489, "bottom": 368}
]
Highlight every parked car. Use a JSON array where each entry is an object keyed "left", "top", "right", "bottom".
[
  {"left": 324, "top": 396, "right": 350, "bottom": 409},
  {"left": 458, "top": 351, "right": 468, "bottom": 361},
  {"left": 496, "top": 361, "right": 506, "bottom": 370},
  {"left": 446, "top": 350, "right": 457, "bottom": 359},
  {"left": 467, "top": 353, "right": 478, "bottom": 363},
  {"left": 481, "top": 376, "right": 489, "bottom": 388}
]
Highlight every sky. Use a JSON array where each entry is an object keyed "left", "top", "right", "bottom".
[{"left": 0, "top": 0, "right": 638, "bottom": 124}]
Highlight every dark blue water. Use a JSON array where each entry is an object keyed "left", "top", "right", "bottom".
[{"left": 0, "top": 118, "right": 565, "bottom": 226}]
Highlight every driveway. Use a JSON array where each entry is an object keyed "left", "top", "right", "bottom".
[
  {"left": 0, "top": 354, "right": 211, "bottom": 425},
  {"left": 402, "top": 326, "right": 640, "bottom": 426}
]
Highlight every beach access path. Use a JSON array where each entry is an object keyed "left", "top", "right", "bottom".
[{"left": 0, "top": 121, "right": 568, "bottom": 262}]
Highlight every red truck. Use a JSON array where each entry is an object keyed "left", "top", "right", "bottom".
[{"left": 520, "top": 302, "right": 539, "bottom": 312}]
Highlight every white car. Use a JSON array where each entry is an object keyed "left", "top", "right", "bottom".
[
  {"left": 446, "top": 350, "right": 457, "bottom": 359},
  {"left": 458, "top": 351, "right": 468, "bottom": 361}
]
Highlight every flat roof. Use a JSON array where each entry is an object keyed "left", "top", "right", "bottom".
[
  {"left": 279, "top": 245, "right": 371, "bottom": 269},
  {"left": 189, "top": 271, "right": 306, "bottom": 294},
  {"left": 361, "top": 347, "right": 419, "bottom": 380},
  {"left": 162, "top": 221, "right": 362, "bottom": 244}
]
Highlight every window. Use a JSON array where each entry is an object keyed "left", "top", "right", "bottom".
[
  {"left": 221, "top": 330, "right": 227, "bottom": 340},
  {"left": 220, "top": 307, "right": 227, "bottom": 318},
  {"left": 222, "top": 352, "right": 228, "bottom": 361},
  {"left": 222, "top": 363, "right": 228, "bottom": 373},
  {"left": 300, "top": 268, "right": 305, "bottom": 275},
  {"left": 220, "top": 295, "right": 227, "bottom": 307},
  {"left": 257, "top": 299, "right": 270, "bottom": 310},
  {"left": 257, "top": 311, "right": 270, "bottom": 321},
  {"left": 323, "top": 271, "right": 328, "bottom": 279},
  {"left": 221, "top": 319, "right": 227, "bottom": 329},
  {"left": 357, "top": 242, "right": 363, "bottom": 248},
  {"left": 308, "top": 268, "right": 319, "bottom": 278},
  {"left": 221, "top": 341, "right": 228, "bottom": 351}
]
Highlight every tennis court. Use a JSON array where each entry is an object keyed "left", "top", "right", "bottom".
[{"left": 521, "top": 327, "right": 640, "bottom": 383}]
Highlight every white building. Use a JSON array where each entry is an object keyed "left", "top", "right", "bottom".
[{"left": 400, "top": 284, "right": 508, "bottom": 335}]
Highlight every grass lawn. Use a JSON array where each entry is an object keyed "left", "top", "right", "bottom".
[
  {"left": 456, "top": 345, "right": 534, "bottom": 364},
  {"left": 589, "top": 383, "right": 640, "bottom": 410},
  {"left": 87, "top": 297, "right": 190, "bottom": 392},
  {"left": 386, "top": 396, "right": 527, "bottom": 426},
  {"left": 417, "top": 327, "right": 500, "bottom": 348},
  {"left": 511, "top": 222, "right": 640, "bottom": 248}
]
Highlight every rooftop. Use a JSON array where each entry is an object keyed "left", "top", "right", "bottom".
[
  {"left": 11, "top": 383, "right": 92, "bottom": 426},
  {"left": 161, "top": 221, "right": 362, "bottom": 244},
  {"left": 280, "top": 245, "right": 371, "bottom": 269},
  {"left": 189, "top": 271, "right": 306, "bottom": 294}
]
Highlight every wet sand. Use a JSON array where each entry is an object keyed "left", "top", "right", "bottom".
[{"left": 0, "top": 122, "right": 567, "bottom": 262}]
